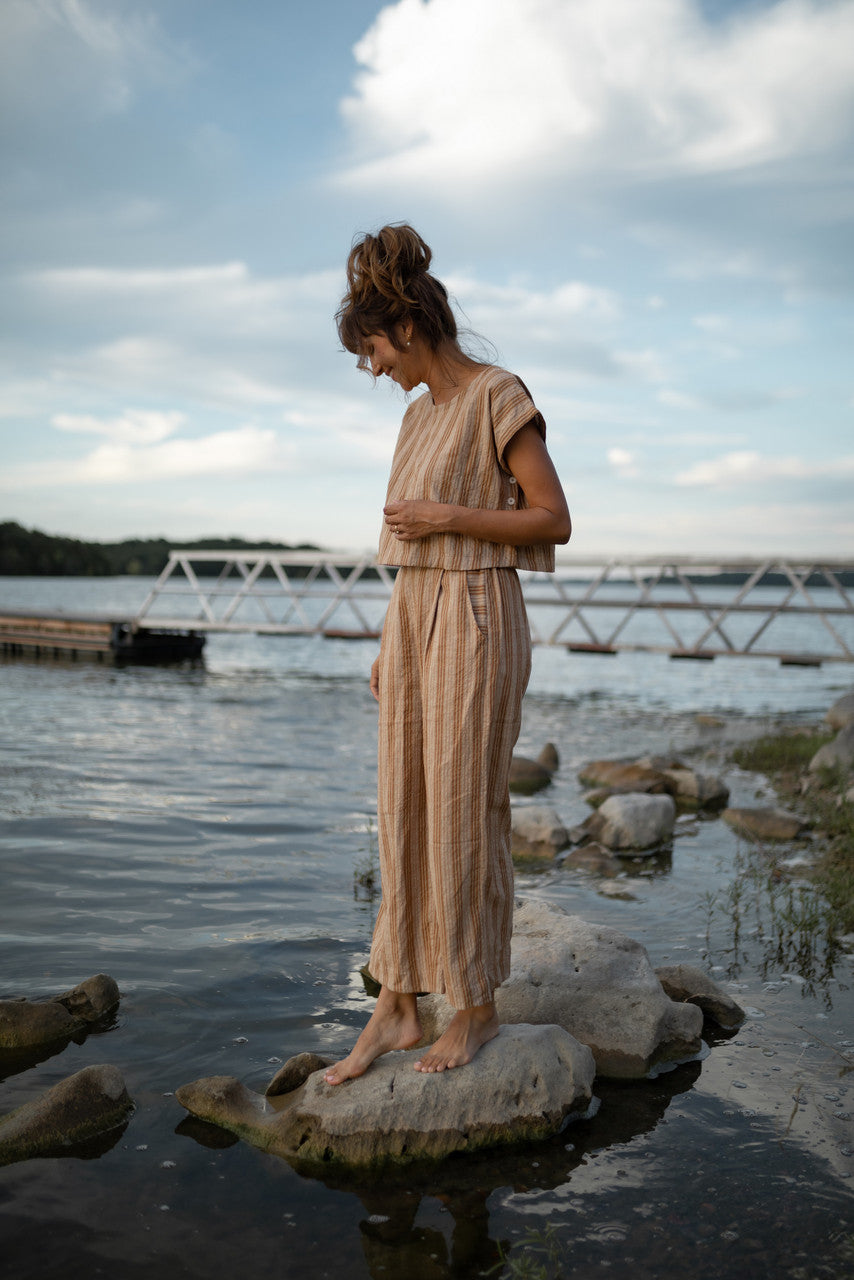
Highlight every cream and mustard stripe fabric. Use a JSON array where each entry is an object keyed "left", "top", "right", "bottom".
[
  {"left": 377, "top": 365, "right": 556, "bottom": 574},
  {"left": 369, "top": 565, "right": 531, "bottom": 1009}
]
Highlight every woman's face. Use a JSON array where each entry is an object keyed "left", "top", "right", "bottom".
[{"left": 361, "top": 329, "right": 420, "bottom": 391}]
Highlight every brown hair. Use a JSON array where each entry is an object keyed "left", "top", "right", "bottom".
[{"left": 336, "top": 223, "right": 458, "bottom": 368}]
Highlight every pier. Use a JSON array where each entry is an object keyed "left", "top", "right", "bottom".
[
  {"left": 0, "top": 609, "right": 204, "bottom": 663},
  {"left": 133, "top": 551, "right": 854, "bottom": 666},
  {"left": 4, "top": 552, "right": 852, "bottom": 666}
]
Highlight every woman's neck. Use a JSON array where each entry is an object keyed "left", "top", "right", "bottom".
[{"left": 423, "top": 343, "right": 484, "bottom": 405}]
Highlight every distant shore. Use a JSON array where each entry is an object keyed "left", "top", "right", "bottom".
[{"left": 0, "top": 521, "right": 320, "bottom": 578}]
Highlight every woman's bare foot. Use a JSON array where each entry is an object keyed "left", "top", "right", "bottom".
[
  {"left": 414, "top": 1004, "right": 499, "bottom": 1073},
  {"left": 323, "top": 988, "right": 422, "bottom": 1085}
]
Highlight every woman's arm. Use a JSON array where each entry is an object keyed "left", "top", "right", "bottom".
[{"left": 383, "top": 423, "right": 571, "bottom": 546}]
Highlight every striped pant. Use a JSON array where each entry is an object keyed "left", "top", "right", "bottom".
[{"left": 369, "top": 565, "right": 532, "bottom": 1009}]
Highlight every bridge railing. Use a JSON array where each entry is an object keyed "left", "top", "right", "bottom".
[{"left": 133, "top": 552, "right": 854, "bottom": 665}]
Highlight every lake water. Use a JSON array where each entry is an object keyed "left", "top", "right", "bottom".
[{"left": 1, "top": 576, "right": 853, "bottom": 1279}]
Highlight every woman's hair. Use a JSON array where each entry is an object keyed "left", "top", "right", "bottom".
[{"left": 336, "top": 223, "right": 457, "bottom": 368}]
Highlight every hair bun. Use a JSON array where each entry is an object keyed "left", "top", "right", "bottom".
[{"left": 348, "top": 223, "right": 431, "bottom": 306}]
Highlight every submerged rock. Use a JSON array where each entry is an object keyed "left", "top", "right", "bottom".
[
  {"left": 581, "top": 793, "right": 676, "bottom": 851},
  {"left": 655, "top": 965, "right": 746, "bottom": 1030},
  {"left": 511, "top": 805, "right": 569, "bottom": 863},
  {"left": 177, "top": 1023, "right": 595, "bottom": 1167},
  {"left": 0, "top": 975, "right": 120, "bottom": 1050},
  {"left": 0, "top": 1064, "right": 133, "bottom": 1166},
  {"left": 722, "top": 807, "right": 809, "bottom": 841},
  {"left": 419, "top": 899, "right": 702, "bottom": 1079}
]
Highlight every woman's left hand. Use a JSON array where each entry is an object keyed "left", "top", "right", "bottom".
[{"left": 384, "top": 499, "right": 450, "bottom": 540}]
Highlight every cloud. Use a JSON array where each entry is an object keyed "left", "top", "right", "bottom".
[
  {"left": 3, "top": 423, "right": 291, "bottom": 489},
  {"left": 52, "top": 408, "right": 186, "bottom": 445},
  {"left": 607, "top": 446, "right": 638, "bottom": 477},
  {"left": 675, "top": 450, "right": 854, "bottom": 487},
  {"left": 0, "top": 0, "right": 189, "bottom": 124},
  {"left": 339, "top": 0, "right": 854, "bottom": 193}
]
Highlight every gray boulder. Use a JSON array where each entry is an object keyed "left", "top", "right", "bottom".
[
  {"left": 722, "top": 807, "right": 808, "bottom": 841},
  {"left": 511, "top": 805, "right": 570, "bottom": 863},
  {"left": 826, "top": 692, "right": 854, "bottom": 730},
  {"left": 655, "top": 965, "right": 746, "bottom": 1030},
  {"left": 0, "top": 1064, "right": 133, "bottom": 1166},
  {"left": 809, "top": 723, "right": 854, "bottom": 774},
  {"left": 0, "top": 975, "right": 120, "bottom": 1049},
  {"left": 177, "top": 1023, "right": 595, "bottom": 1167},
  {"left": 582, "top": 793, "right": 675, "bottom": 852},
  {"left": 418, "top": 899, "right": 703, "bottom": 1079},
  {"left": 661, "top": 767, "right": 729, "bottom": 809}
]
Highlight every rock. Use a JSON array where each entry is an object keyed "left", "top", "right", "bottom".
[
  {"left": 581, "top": 787, "right": 615, "bottom": 808},
  {"left": 809, "top": 723, "right": 854, "bottom": 774},
  {"left": 561, "top": 843, "right": 624, "bottom": 875},
  {"left": 661, "top": 767, "right": 730, "bottom": 809},
  {"left": 419, "top": 900, "right": 703, "bottom": 1079},
  {"left": 722, "top": 807, "right": 809, "bottom": 841},
  {"left": 0, "top": 975, "right": 120, "bottom": 1050},
  {"left": 0, "top": 1065, "right": 133, "bottom": 1166},
  {"left": 826, "top": 692, "right": 854, "bottom": 730},
  {"left": 695, "top": 714, "right": 724, "bottom": 728},
  {"left": 597, "top": 880, "right": 641, "bottom": 901},
  {"left": 845, "top": 785, "right": 854, "bottom": 806},
  {"left": 578, "top": 760, "right": 670, "bottom": 793},
  {"left": 655, "top": 965, "right": 746, "bottom": 1030},
  {"left": 265, "top": 1052, "right": 332, "bottom": 1098},
  {"left": 509, "top": 757, "right": 552, "bottom": 795},
  {"left": 54, "top": 975, "right": 120, "bottom": 1023},
  {"left": 582, "top": 794, "right": 676, "bottom": 851},
  {"left": 0, "top": 1001, "right": 78, "bottom": 1050},
  {"left": 511, "top": 806, "right": 569, "bottom": 862},
  {"left": 177, "top": 1023, "right": 595, "bottom": 1167},
  {"left": 537, "top": 743, "right": 560, "bottom": 773}
]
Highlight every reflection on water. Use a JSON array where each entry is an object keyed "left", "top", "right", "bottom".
[{"left": 1, "top": 577, "right": 853, "bottom": 1278}]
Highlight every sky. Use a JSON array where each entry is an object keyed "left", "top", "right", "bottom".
[{"left": 1, "top": 0, "right": 853, "bottom": 558}]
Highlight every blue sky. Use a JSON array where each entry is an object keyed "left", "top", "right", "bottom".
[{"left": 1, "top": 0, "right": 852, "bottom": 557}]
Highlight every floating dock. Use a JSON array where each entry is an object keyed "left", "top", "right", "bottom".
[{"left": 0, "top": 610, "right": 204, "bottom": 664}]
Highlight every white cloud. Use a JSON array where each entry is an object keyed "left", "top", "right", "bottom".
[
  {"left": 675, "top": 450, "right": 854, "bottom": 487},
  {"left": 607, "top": 446, "right": 638, "bottom": 476},
  {"left": 339, "top": 0, "right": 854, "bottom": 194},
  {"left": 52, "top": 408, "right": 185, "bottom": 445},
  {"left": 446, "top": 275, "right": 620, "bottom": 325},
  {"left": 3, "top": 424, "right": 291, "bottom": 488}
]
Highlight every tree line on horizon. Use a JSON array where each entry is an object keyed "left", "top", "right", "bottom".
[{"left": 0, "top": 522, "right": 320, "bottom": 577}]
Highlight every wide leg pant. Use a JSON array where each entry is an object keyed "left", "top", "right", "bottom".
[{"left": 369, "top": 566, "right": 532, "bottom": 1009}]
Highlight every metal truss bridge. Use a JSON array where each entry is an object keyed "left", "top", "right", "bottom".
[{"left": 134, "top": 552, "right": 854, "bottom": 666}]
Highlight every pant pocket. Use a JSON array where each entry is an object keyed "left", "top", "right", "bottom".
[{"left": 465, "top": 571, "right": 489, "bottom": 638}]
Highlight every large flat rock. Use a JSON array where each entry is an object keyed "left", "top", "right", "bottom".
[
  {"left": 176, "top": 1022, "right": 595, "bottom": 1167},
  {"left": 419, "top": 899, "right": 703, "bottom": 1079}
]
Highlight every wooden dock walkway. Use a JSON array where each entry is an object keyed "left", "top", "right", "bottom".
[{"left": 0, "top": 610, "right": 204, "bottom": 663}]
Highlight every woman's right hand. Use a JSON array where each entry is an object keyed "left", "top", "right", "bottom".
[{"left": 370, "top": 654, "right": 381, "bottom": 702}]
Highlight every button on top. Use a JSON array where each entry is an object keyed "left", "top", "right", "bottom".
[{"left": 509, "top": 477, "right": 517, "bottom": 485}]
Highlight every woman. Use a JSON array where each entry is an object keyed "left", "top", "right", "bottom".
[{"left": 324, "top": 224, "right": 570, "bottom": 1084}]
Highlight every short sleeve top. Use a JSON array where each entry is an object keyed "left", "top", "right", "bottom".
[{"left": 377, "top": 365, "right": 556, "bottom": 572}]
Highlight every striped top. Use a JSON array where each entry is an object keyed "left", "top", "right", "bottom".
[{"left": 377, "top": 365, "right": 556, "bottom": 572}]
